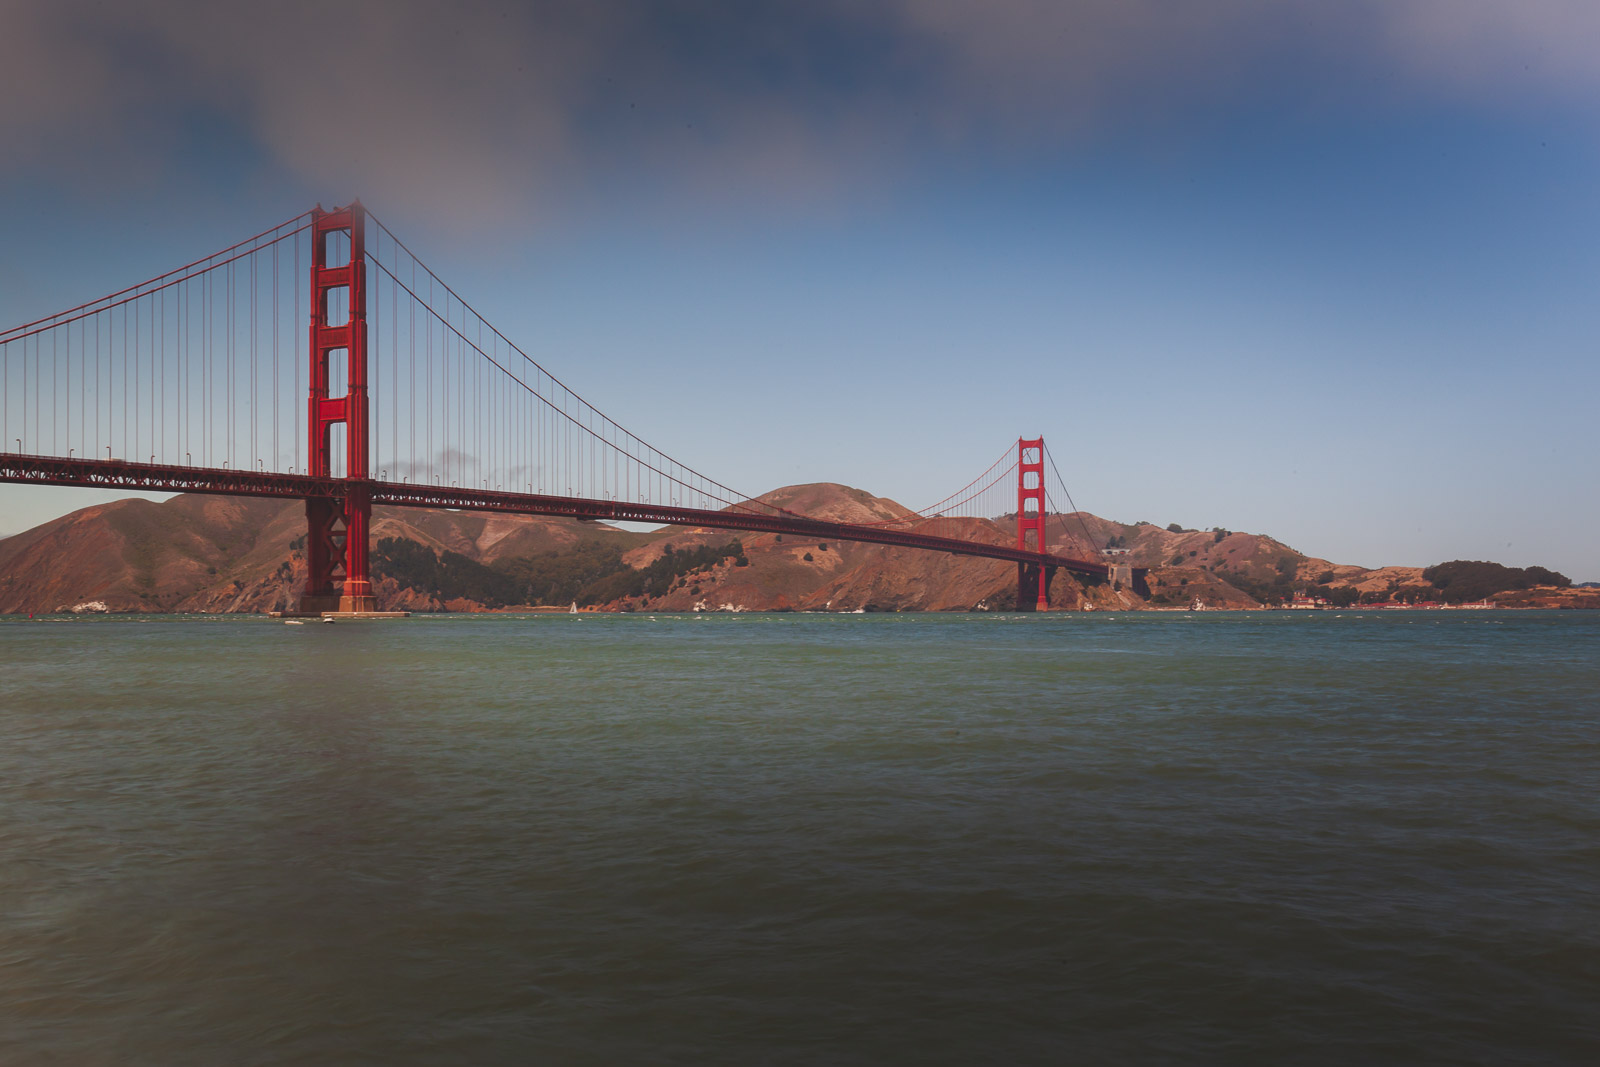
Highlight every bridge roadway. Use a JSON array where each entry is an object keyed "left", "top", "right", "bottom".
[{"left": 0, "top": 454, "right": 1111, "bottom": 578}]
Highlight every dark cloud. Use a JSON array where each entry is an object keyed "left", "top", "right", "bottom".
[
  {"left": 2, "top": 1, "right": 1595, "bottom": 230},
  {"left": 1, "top": 1, "right": 605, "bottom": 225}
]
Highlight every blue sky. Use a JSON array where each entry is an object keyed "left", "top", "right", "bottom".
[{"left": 2, "top": 1, "right": 1597, "bottom": 578}]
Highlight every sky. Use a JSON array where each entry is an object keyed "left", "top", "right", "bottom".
[{"left": 2, "top": 0, "right": 1597, "bottom": 579}]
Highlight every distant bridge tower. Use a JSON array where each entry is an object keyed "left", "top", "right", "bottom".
[
  {"left": 300, "top": 202, "right": 376, "bottom": 614},
  {"left": 1016, "top": 436, "right": 1050, "bottom": 611}
]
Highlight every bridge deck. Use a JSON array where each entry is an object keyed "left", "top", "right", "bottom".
[{"left": 0, "top": 454, "right": 1110, "bottom": 577}]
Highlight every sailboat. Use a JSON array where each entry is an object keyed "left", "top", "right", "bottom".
[{"left": 569, "top": 602, "right": 578, "bottom": 615}]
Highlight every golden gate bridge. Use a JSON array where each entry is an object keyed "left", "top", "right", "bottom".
[{"left": 0, "top": 203, "right": 1132, "bottom": 613}]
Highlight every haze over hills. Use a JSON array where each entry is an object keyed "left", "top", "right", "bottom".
[{"left": 0, "top": 484, "right": 1591, "bottom": 615}]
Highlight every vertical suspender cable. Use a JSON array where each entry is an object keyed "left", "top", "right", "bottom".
[
  {"left": 409, "top": 259, "right": 416, "bottom": 477},
  {"left": 272, "top": 239, "right": 278, "bottom": 468},
  {"left": 294, "top": 232, "right": 300, "bottom": 473},
  {"left": 250, "top": 245, "right": 256, "bottom": 466},
  {"left": 226, "top": 260, "right": 233, "bottom": 466},
  {"left": 391, "top": 245, "right": 397, "bottom": 478},
  {"left": 158, "top": 288, "right": 163, "bottom": 461},
  {"left": 133, "top": 300, "right": 139, "bottom": 458},
  {"left": 203, "top": 273, "right": 209, "bottom": 465},
  {"left": 371, "top": 233, "right": 379, "bottom": 476},
  {"left": 121, "top": 302, "right": 127, "bottom": 459}
]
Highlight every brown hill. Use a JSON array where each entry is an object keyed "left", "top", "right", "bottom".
[
  {"left": 0, "top": 484, "right": 1138, "bottom": 614},
  {"left": 604, "top": 484, "right": 1131, "bottom": 613},
  {"left": 1054, "top": 517, "right": 1444, "bottom": 608},
  {"left": 0, "top": 495, "right": 629, "bottom": 615},
  {"left": 1490, "top": 586, "right": 1600, "bottom": 609},
  {"left": 6, "top": 484, "right": 1574, "bottom": 614}
]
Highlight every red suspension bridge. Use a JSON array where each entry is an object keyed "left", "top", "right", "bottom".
[{"left": 0, "top": 203, "right": 1134, "bottom": 613}]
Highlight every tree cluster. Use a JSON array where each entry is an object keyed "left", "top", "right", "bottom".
[
  {"left": 372, "top": 538, "right": 514, "bottom": 606},
  {"left": 1421, "top": 560, "right": 1571, "bottom": 603},
  {"left": 371, "top": 536, "right": 748, "bottom": 609},
  {"left": 574, "top": 540, "right": 746, "bottom": 604},
  {"left": 1214, "top": 554, "right": 1300, "bottom": 606}
]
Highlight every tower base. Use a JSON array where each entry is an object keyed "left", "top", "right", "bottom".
[
  {"left": 279, "top": 592, "right": 395, "bottom": 618},
  {"left": 1017, "top": 562, "right": 1053, "bottom": 612},
  {"left": 271, "top": 605, "right": 409, "bottom": 620}
]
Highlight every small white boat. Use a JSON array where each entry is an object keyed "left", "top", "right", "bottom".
[
  {"left": 284, "top": 620, "right": 305, "bottom": 626},
  {"left": 569, "top": 602, "right": 578, "bottom": 614}
]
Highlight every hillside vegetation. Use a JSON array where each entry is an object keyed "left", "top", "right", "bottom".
[
  {"left": 373, "top": 537, "right": 748, "bottom": 608},
  {"left": 1422, "top": 560, "right": 1571, "bottom": 603}
]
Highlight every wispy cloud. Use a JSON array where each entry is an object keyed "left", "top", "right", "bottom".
[
  {"left": 2, "top": 1, "right": 1595, "bottom": 230},
  {"left": 1373, "top": 0, "right": 1600, "bottom": 98}
]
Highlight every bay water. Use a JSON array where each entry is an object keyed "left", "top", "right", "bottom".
[{"left": 2, "top": 610, "right": 1597, "bottom": 1063}]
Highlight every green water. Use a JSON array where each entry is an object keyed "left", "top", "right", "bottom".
[{"left": 2, "top": 611, "right": 1597, "bottom": 1064}]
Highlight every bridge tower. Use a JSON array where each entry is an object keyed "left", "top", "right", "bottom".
[
  {"left": 1016, "top": 436, "right": 1050, "bottom": 611},
  {"left": 299, "top": 202, "right": 376, "bottom": 614}
]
